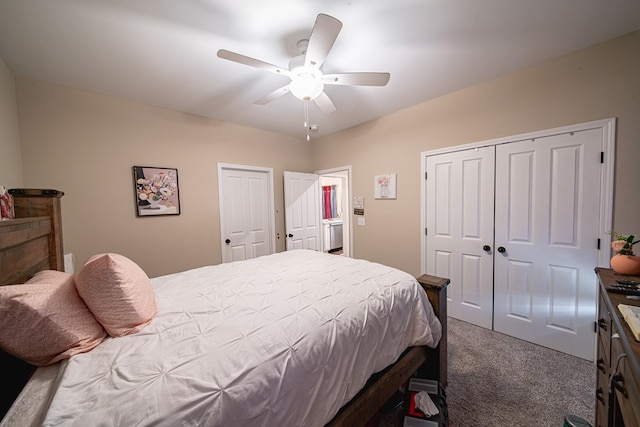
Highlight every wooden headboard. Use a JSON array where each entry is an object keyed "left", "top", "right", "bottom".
[
  {"left": 0, "top": 189, "right": 64, "bottom": 420},
  {"left": 0, "top": 188, "right": 64, "bottom": 284}
]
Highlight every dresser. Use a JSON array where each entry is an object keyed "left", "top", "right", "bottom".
[{"left": 595, "top": 268, "right": 640, "bottom": 427}]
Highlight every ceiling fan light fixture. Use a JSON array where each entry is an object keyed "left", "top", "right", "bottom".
[{"left": 289, "top": 72, "right": 324, "bottom": 100}]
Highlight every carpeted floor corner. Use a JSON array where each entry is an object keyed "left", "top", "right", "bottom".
[{"left": 378, "top": 317, "right": 595, "bottom": 427}]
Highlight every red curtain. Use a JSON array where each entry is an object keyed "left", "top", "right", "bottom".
[{"left": 323, "top": 186, "right": 332, "bottom": 219}]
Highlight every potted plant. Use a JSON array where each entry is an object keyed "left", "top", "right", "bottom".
[{"left": 609, "top": 231, "right": 640, "bottom": 275}]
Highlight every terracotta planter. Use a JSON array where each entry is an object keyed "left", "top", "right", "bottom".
[{"left": 610, "top": 254, "right": 640, "bottom": 275}]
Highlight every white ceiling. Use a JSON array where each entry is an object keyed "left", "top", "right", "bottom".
[{"left": 0, "top": 0, "right": 638, "bottom": 141}]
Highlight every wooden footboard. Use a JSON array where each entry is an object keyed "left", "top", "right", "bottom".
[
  {"left": 416, "top": 274, "right": 449, "bottom": 387},
  {"left": 327, "top": 274, "right": 449, "bottom": 427}
]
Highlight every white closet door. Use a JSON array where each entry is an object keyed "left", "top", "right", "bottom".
[
  {"left": 493, "top": 129, "right": 601, "bottom": 360},
  {"left": 426, "top": 147, "right": 495, "bottom": 329},
  {"left": 284, "top": 171, "right": 321, "bottom": 251}
]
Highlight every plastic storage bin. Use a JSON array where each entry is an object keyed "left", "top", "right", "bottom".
[{"left": 403, "top": 378, "right": 448, "bottom": 427}]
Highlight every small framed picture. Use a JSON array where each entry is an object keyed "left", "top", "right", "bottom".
[
  {"left": 374, "top": 174, "right": 397, "bottom": 199},
  {"left": 133, "top": 166, "right": 180, "bottom": 216}
]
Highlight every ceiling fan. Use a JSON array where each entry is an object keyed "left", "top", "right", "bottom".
[{"left": 217, "top": 13, "right": 390, "bottom": 140}]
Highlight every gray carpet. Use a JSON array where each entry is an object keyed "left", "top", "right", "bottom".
[{"left": 379, "top": 317, "right": 595, "bottom": 427}]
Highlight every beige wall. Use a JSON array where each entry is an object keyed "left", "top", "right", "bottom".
[
  {"left": 13, "top": 31, "right": 640, "bottom": 279},
  {"left": 17, "top": 78, "right": 312, "bottom": 277},
  {"left": 0, "top": 55, "right": 23, "bottom": 188},
  {"left": 312, "top": 31, "right": 640, "bottom": 277}
]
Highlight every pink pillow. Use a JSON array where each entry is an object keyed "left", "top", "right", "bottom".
[
  {"left": 75, "top": 253, "right": 157, "bottom": 337},
  {"left": 0, "top": 270, "right": 106, "bottom": 366}
]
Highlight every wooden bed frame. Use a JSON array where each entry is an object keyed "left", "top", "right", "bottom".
[
  {"left": 329, "top": 274, "right": 448, "bottom": 426},
  {"left": 0, "top": 189, "right": 449, "bottom": 426},
  {"left": 0, "top": 189, "right": 65, "bottom": 420}
]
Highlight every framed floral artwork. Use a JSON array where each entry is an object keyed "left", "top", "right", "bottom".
[
  {"left": 374, "top": 174, "right": 397, "bottom": 199},
  {"left": 133, "top": 166, "right": 180, "bottom": 216}
]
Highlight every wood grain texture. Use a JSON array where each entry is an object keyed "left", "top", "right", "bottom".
[
  {"left": 10, "top": 189, "right": 64, "bottom": 271},
  {"left": 0, "top": 217, "right": 51, "bottom": 285}
]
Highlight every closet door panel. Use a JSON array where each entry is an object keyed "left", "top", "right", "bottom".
[
  {"left": 550, "top": 146, "right": 581, "bottom": 246},
  {"left": 426, "top": 147, "right": 495, "bottom": 329},
  {"left": 506, "top": 151, "right": 534, "bottom": 243},
  {"left": 548, "top": 265, "right": 579, "bottom": 332},
  {"left": 461, "top": 253, "right": 485, "bottom": 310},
  {"left": 505, "top": 260, "right": 534, "bottom": 322},
  {"left": 494, "top": 129, "right": 601, "bottom": 360}
]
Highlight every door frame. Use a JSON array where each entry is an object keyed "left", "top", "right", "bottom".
[
  {"left": 316, "top": 165, "right": 353, "bottom": 258},
  {"left": 420, "top": 117, "right": 616, "bottom": 274},
  {"left": 217, "top": 163, "right": 276, "bottom": 261}
]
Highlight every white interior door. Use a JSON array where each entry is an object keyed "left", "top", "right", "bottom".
[
  {"left": 284, "top": 171, "right": 321, "bottom": 251},
  {"left": 493, "top": 129, "right": 601, "bottom": 360},
  {"left": 425, "top": 147, "right": 495, "bottom": 329},
  {"left": 218, "top": 164, "right": 275, "bottom": 262}
]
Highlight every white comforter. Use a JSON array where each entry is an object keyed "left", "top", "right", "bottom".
[{"left": 42, "top": 250, "right": 441, "bottom": 426}]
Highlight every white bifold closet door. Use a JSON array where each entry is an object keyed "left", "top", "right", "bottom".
[
  {"left": 426, "top": 128, "right": 602, "bottom": 360},
  {"left": 493, "top": 129, "right": 601, "bottom": 360},
  {"left": 425, "top": 147, "right": 495, "bottom": 330}
]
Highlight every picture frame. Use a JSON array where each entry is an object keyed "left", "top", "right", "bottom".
[
  {"left": 133, "top": 166, "right": 180, "bottom": 216},
  {"left": 374, "top": 174, "right": 397, "bottom": 199}
]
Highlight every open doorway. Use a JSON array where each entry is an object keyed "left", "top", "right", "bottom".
[{"left": 317, "top": 166, "right": 351, "bottom": 257}]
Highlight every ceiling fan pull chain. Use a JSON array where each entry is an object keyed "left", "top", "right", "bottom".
[
  {"left": 304, "top": 99, "right": 309, "bottom": 128},
  {"left": 304, "top": 100, "right": 311, "bottom": 141}
]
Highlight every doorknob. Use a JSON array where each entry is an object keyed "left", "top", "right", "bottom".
[
  {"left": 288, "top": 233, "right": 293, "bottom": 238},
  {"left": 225, "top": 239, "right": 230, "bottom": 244},
  {"left": 497, "top": 246, "right": 506, "bottom": 253},
  {"left": 483, "top": 245, "right": 491, "bottom": 252}
]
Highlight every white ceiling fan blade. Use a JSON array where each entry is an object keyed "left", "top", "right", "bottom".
[
  {"left": 217, "top": 49, "right": 291, "bottom": 77},
  {"left": 323, "top": 72, "right": 390, "bottom": 86},
  {"left": 254, "top": 85, "right": 290, "bottom": 105},
  {"left": 314, "top": 91, "right": 336, "bottom": 114},
  {"left": 304, "top": 14, "right": 342, "bottom": 70}
]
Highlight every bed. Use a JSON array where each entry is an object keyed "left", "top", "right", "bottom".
[{"left": 0, "top": 189, "right": 448, "bottom": 427}]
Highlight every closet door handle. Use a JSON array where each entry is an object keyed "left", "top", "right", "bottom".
[
  {"left": 288, "top": 234, "right": 293, "bottom": 238},
  {"left": 225, "top": 239, "right": 231, "bottom": 244},
  {"left": 483, "top": 245, "right": 491, "bottom": 252},
  {"left": 597, "top": 318, "right": 607, "bottom": 331},
  {"left": 497, "top": 246, "right": 506, "bottom": 253},
  {"left": 611, "top": 374, "right": 629, "bottom": 398}
]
